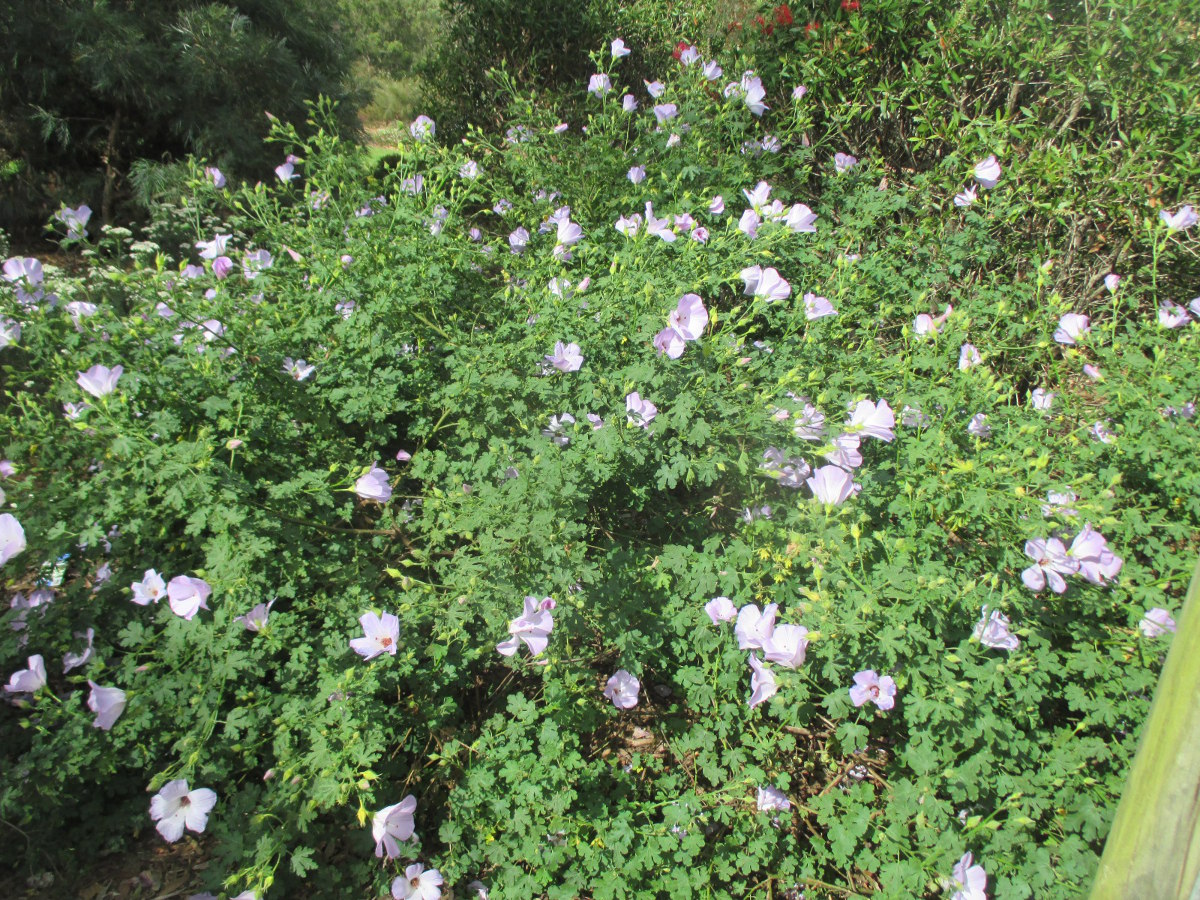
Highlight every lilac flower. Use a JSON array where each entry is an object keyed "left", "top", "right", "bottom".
[
  {"left": 967, "top": 413, "right": 991, "bottom": 438},
  {"left": 949, "top": 852, "right": 988, "bottom": 900},
  {"left": 5, "top": 655, "right": 46, "bottom": 695},
  {"left": 628, "top": 165, "right": 646, "bottom": 184},
  {"left": 56, "top": 204, "right": 92, "bottom": 240},
  {"left": 391, "top": 864, "right": 443, "bottom": 900},
  {"left": 493, "top": 199, "right": 512, "bottom": 216},
  {"left": 351, "top": 611, "right": 400, "bottom": 660},
  {"left": 196, "top": 234, "right": 231, "bottom": 260},
  {"left": 834, "top": 153, "right": 858, "bottom": 174},
  {"left": 1140, "top": 608, "right": 1176, "bottom": 638},
  {"left": 849, "top": 669, "right": 897, "bottom": 710},
  {"left": 556, "top": 217, "right": 583, "bottom": 249},
  {"left": 88, "top": 681, "right": 126, "bottom": 730},
  {"left": 373, "top": 796, "right": 417, "bottom": 858},
  {"left": 793, "top": 401, "right": 827, "bottom": 441},
  {"left": 1191, "top": 297, "right": 1200, "bottom": 318},
  {"left": 845, "top": 399, "right": 895, "bottom": 441},
  {"left": 973, "top": 155, "right": 1001, "bottom": 189},
  {"left": 1158, "top": 301, "right": 1192, "bottom": 328},
  {"left": 757, "top": 785, "right": 791, "bottom": 812},
  {"left": 803, "top": 292, "right": 836, "bottom": 320},
  {"left": 1091, "top": 420, "right": 1115, "bottom": 444},
  {"left": 0, "top": 318, "right": 20, "bottom": 349},
  {"left": 959, "top": 343, "right": 982, "bottom": 370},
  {"left": 614, "top": 213, "right": 642, "bottom": 236},
  {"left": 822, "top": 433, "right": 862, "bottom": 471},
  {"left": 668, "top": 293, "right": 708, "bottom": 341},
  {"left": 506, "top": 227, "right": 529, "bottom": 254},
  {"left": 63, "top": 401, "right": 87, "bottom": 420},
  {"left": 496, "top": 595, "right": 554, "bottom": 657},
  {"left": 626, "top": 392, "right": 658, "bottom": 428},
  {"left": 63, "top": 628, "right": 95, "bottom": 673},
  {"left": 644, "top": 202, "right": 676, "bottom": 242},
  {"left": 914, "top": 305, "right": 952, "bottom": 336},
  {"left": 586, "top": 413, "right": 604, "bottom": 429},
  {"left": 759, "top": 447, "right": 811, "bottom": 487},
  {"left": 784, "top": 204, "right": 818, "bottom": 232},
  {"left": 543, "top": 413, "right": 576, "bottom": 446},
  {"left": 764, "top": 624, "right": 809, "bottom": 668},
  {"left": 740, "top": 266, "right": 791, "bottom": 303},
  {"left": 131, "top": 569, "right": 166, "bottom": 605},
  {"left": 77, "top": 364, "right": 123, "bottom": 398},
  {"left": 211, "top": 256, "right": 233, "bottom": 279},
  {"left": 973, "top": 607, "right": 1019, "bottom": 651},
  {"left": 1030, "top": 388, "right": 1055, "bottom": 411},
  {"left": 709, "top": 196, "right": 725, "bottom": 215},
  {"left": 1160, "top": 205, "right": 1198, "bottom": 231},
  {"left": 242, "top": 249, "right": 273, "bottom": 280},
  {"left": 409, "top": 115, "right": 435, "bottom": 140},
  {"left": 604, "top": 669, "right": 640, "bottom": 709},
  {"left": 705, "top": 596, "right": 737, "bottom": 624},
  {"left": 792, "top": 84, "right": 808, "bottom": 101},
  {"left": 679, "top": 46, "right": 700, "bottom": 65},
  {"left": 736, "top": 603, "right": 778, "bottom": 650},
  {"left": 3, "top": 256, "right": 42, "bottom": 285},
  {"left": 1067, "top": 523, "right": 1123, "bottom": 585},
  {"left": 611, "top": 38, "right": 631, "bottom": 59},
  {"left": 690, "top": 226, "right": 709, "bottom": 242},
  {"left": 704, "top": 61, "right": 724, "bottom": 81},
  {"left": 588, "top": 74, "right": 613, "bottom": 97},
  {"left": 283, "top": 357, "right": 315, "bottom": 381},
  {"left": 1104, "top": 273, "right": 1120, "bottom": 293},
  {"left": 150, "top": 780, "right": 217, "bottom": 842},
  {"left": 1083, "top": 363, "right": 1102, "bottom": 380},
  {"left": 740, "top": 72, "right": 768, "bottom": 116},
  {"left": 235, "top": 600, "right": 275, "bottom": 632},
  {"left": 747, "top": 654, "right": 777, "bottom": 708},
  {"left": 167, "top": 575, "right": 212, "bottom": 620},
  {"left": 744, "top": 181, "right": 771, "bottom": 211},
  {"left": 0, "top": 513, "right": 26, "bottom": 565},
  {"left": 1042, "top": 489, "right": 1078, "bottom": 518},
  {"left": 622, "top": 94, "right": 638, "bottom": 112},
  {"left": 0, "top": 460, "right": 14, "bottom": 478},
  {"left": 356, "top": 464, "right": 392, "bottom": 503},
  {"left": 901, "top": 405, "right": 931, "bottom": 428},
  {"left": 653, "top": 327, "right": 686, "bottom": 359},
  {"left": 954, "top": 185, "right": 977, "bottom": 208},
  {"left": 1021, "top": 538, "right": 1078, "bottom": 593},
  {"left": 645, "top": 80, "right": 665, "bottom": 98},
  {"left": 275, "top": 161, "right": 297, "bottom": 183},
  {"left": 1054, "top": 313, "right": 1089, "bottom": 345},
  {"left": 738, "top": 208, "right": 761, "bottom": 238},
  {"left": 807, "top": 465, "right": 857, "bottom": 504},
  {"left": 545, "top": 341, "right": 584, "bottom": 373}
]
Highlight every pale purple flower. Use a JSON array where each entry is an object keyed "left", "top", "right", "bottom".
[
  {"left": 150, "top": 780, "right": 217, "bottom": 842},
  {"left": 668, "top": 293, "right": 708, "bottom": 340},
  {"left": 1140, "top": 608, "right": 1176, "bottom": 638},
  {"left": 356, "top": 464, "right": 392, "bottom": 503},
  {"left": 704, "top": 61, "right": 724, "bottom": 81},
  {"left": 622, "top": 94, "right": 638, "bottom": 112},
  {"left": 738, "top": 208, "right": 761, "bottom": 238},
  {"left": 0, "top": 460, "right": 14, "bottom": 478},
  {"left": 167, "top": 575, "right": 212, "bottom": 620},
  {"left": 205, "top": 167, "right": 226, "bottom": 188},
  {"left": 950, "top": 852, "right": 988, "bottom": 900},
  {"left": 822, "top": 432, "right": 862, "bottom": 471},
  {"left": 556, "top": 218, "right": 583, "bottom": 248},
  {"left": 611, "top": 38, "right": 631, "bottom": 59},
  {"left": 496, "top": 595, "right": 554, "bottom": 657},
  {"left": 1158, "top": 301, "right": 1192, "bottom": 328},
  {"left": 967, "top": 413, "right": 991, "bottom": 438},
  {"left": 3, "top": 256, "right": 42, "bottom": 286},
  {"left": 803, "top": 292, "right": 836, "bottom": 320},
  {"left": 652, "top": 326, "right": 685, "bottom": 359},
  {"left": 63, "top": 627, "right": 95, "bottom": 673},
  {"left": 373, "top": 795, "right": 417, "bottom": 858},
  {"left": 131, "top": 569, "right": 166, "bottom": 605},
  {"left": 741, "top": 72, "right": 768, "bottom": 116},
  {"left": 743, "top": 181, "right": 772, "bottom": 211},
  {"left": 807, "top": 465, "right": 857, "bottom": 505},
  {"left": 756, "top": 785, "right": 791, "bottom": 812},
  {"left": 644, "top": 202, "right": 676, "bottom": 242},
  {"left": 914, "top": 305, "right": 952, "bottom": 336},
  {"left": 1021, "top": 537, "right": 1078, "bottom": 593},
  {"left": 1083, "top": 363, "right": 1102, "bottom": 380},
  {"left": 235, "top": 599, "right": 276, "bottom": 632},
  {"left": 588, "top": 74, "right": 613, "bottom": 97},
  {"left": 973, "top": 607, "right": 1019, "bottom": 651},
  {"left": 792, "top": 84, "right": 808, "bottom": 101},
  {"left": 196, "top": 234, "right": 230, "bottom": 259},
  {"left": 401, "top": 175, "right": 424, "bottom": 196},
  {"left": 351, "top": 611, "right": 400, "bottom": 660},
  {"left": 77, "top": 364, "right": 123, "bottom": 398},
  {"left": 764, "top": 624, "right": 809, "bottom": 668},
  {"left": 709, "top": 196, "right": 725, "bottom": 215},
  {"left": 1104, "top": 273, "right": 1120, "bottom": 293},
  {"left": 283, "top": 357, "right": 315, "bottom": 381},
  {"left": 586, "top": 413, "right": 604, "bottom": 429},
  {"left": 87, "top": 680, "right": 126, "bottom": 730},
  {"left": 954, "top": 185, "right": 977, "bottom": 208},
  {"left": 845, "top": 399, "right": 895, "bottom": 442},
  {"left": 604, "top": 669, "right": 640, "bottom": 709},
  {"left": 5, "top": 655, "right": 46, "bottom": 695},
  {"left": 793, "top": 401, "right": 826, "bottom": 441},
  {"left": 959, "top": 343, "right": 982, "bottom": 370},
  {"left": 973, "top": 155, "right": 1001, "bottom": 189},
  {"left": 628, "top": 165, "right": 646, "bottom": 184},
  {"left": 1067, "top": 523, "right": 1123, "bottom": 585},
  {"left": 0, "top": 318, "right": 20, "bottom": 349},
  {"left": 645, "top": 80, "right": 665, "bottom": 98},
  {"left": 459, "top": 160, "right": 479, "bottom": 180},
  {"left": 508, "top": 227, "right": 529, "bottom": 255},
  {"left": 626, "top": 391, "right": 658, "bottom": 428},
  {"left": 1160, "top": 205, "right": 1198, "bottom": 231},
  {"left": 614, "top": 213, "right": 642, "bottom": 236},
  {"left": 784, "top": 204, "right": 818, "bottom": 232},
  {"left": 1091, "top": 420, "right": 1115, "bottom": 444},
  {"left": 396, "top": 449, "right": 412, "bottom": 462},
  {"left": 740, "top": 265, "right": 791, "bottom": 303},
  {"left": 409, "top": 115, "right": 435, "bottom": 141},
  {"left": 849, "top": 669, "right": 896, "bottom": 710},
  {"left": 901, "top": 405, "right": 931, "bottom": 427},
  {"left": 1042, "top": 489, "right": 1078, "bottom": 518},
  {"left": 1030, "top": 388, "right": 1055, "bottom": 411},
  {"left": 242, "top": 249, "right": 273, "bottom": 279},
  {"left": 690, "top": 226, "right": 709, "bottom": 242},
  {"left": 212, "top": 256, "right": 234, "bottom": 279},
  {"left": 545, "top": 341, "right": 584, "bottom": 373},
  {"left": 543, "top": 413, "right": 575, "bottom": 446},
  {"left": 834, "top": 153, "right": 858, "bottom": 174},
  {"left": 1191, "top": 297, "right": 1200, "bottom": 319},
  {"left": 493, "top": 199, "right": 512, "bottom": 215},
  {"left": 0, "top": 513, "right": 26, "bottom": 566},
  {"left": 55, "top": 203, "right": 92, "bottom": 239},
  {"left": 1054, "top": 313, "right": 1090, "bottom": 345},
  {"left": 391, "top": 863, "right": 443, "bottom": 900},
  {"left": 705, "top": 596, "right": 737, "bottom": 624},
  {"left": 747, "top": 654, "right": 777, "bottom": 708},
  {"left": 759, "top": 447, "right": 811, "bottom": 487},
  {"left": 679, "top": 46, "right": 700, "bottom": 65},
  {"left": 275, "top": 161, "right": 297, "bottom": 183},
  {"left": 736, "top": 602, "right": 778, "bottom": 650}
]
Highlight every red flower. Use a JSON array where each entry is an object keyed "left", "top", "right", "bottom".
[
  {"left": 775, "top": 4, "right": 794, "bottom": 26},
  {"left": 673, "top": 40, "right": 691, "bottom": 60},
  {"left": 841, "top": 0, "right": 860, "bottom": 10},
  {"left": 805, "top": 20, "right": 820, "bottom": 35}
]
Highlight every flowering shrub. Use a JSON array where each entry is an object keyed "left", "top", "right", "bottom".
[{"left": 1, "top": 30, "right": 1199, "bottom": 900}]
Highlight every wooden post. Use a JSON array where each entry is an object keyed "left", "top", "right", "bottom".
[{"left": 1088, "top": 555, "right": 1200, "bottom": 899}]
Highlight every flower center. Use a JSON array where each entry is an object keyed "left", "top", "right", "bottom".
[{"left": 380, "top": 637, "right": 393, "bottom": 648}]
